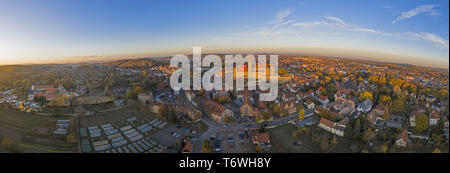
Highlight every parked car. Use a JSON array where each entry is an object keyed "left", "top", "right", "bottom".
[
  {"left": 293, "top": 141, "right": 302, "bottom": 146},
  {"left": 214, "top": 140, "right": 222, "bottom": 152}
]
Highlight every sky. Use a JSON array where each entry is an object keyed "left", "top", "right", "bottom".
[{"left": 0, "top": 0, "right": 449, "bottom": 68}]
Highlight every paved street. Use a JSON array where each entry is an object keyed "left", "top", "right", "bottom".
[{"left": 193, "top": 112, "right": 300, "bottom": 153}]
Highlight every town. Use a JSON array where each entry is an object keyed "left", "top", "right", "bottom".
[{"left": 0, "top": 55, "right": 448, "bottom": 153}]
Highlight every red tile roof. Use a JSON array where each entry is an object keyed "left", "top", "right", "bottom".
[
  {"left": 35, "top": 93, "right": 64, "bottom": 99},
  {"left": 320, "top": 118, "right": 335, "bottom": 128},
  {"left": 182, "top": 142, "right": 193, "bottom": 153},
  {"left": 397, "top": 130, "right": 409, "bottom": 142},
  {"left": 203, "top": 100, "right": 227, "bottom": 116},
  {"left": 45, "top": 88, "right": 58, "bottom": 93},
  {"left": 35, "top": 85, "right": 54, "bottom": 89},
  {"left": 432, "top": 113, "right": 440, "bottom": 119},
  {"left": 252, "top": 132, "right": 271, "bottom": 143}
]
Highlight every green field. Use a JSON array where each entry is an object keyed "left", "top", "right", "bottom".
[
  {"left": 0, "top": 109, "right": 77, "bottom": 153},
  {"left": 268, "top": 124, "right": 322, "bottom": 153}
]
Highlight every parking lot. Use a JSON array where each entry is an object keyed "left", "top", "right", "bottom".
[
  {"left": 212, "top": 129, "right": 253, "bottom": 153},
  {"left": 151, "top": 124, "right": 201, "bottom": 147}
]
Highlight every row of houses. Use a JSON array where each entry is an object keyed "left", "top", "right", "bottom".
[
  {"left": 30, "top": 84, "right": 69, "bottom": 101},
  {"left": 318, "top": 118, "right": 346, "bottom": 137}
]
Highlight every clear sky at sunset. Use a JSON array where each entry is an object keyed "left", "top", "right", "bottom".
[{"left": 0, "top": 0, "right": 448, "bottom": 68}]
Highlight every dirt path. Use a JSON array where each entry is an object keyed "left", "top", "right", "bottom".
[{"left": 98, "top": 104, "right": 129, "bottom": 113}]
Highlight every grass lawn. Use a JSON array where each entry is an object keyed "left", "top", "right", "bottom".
[
  {"left": 84, "top": 102, "right": 118, "bottom": 112},
  {"left": 40, "top": 106, "right": 75, "bottom": 115},
  {"left": 0, "top": 109, "right": 77, "bottom": 153},
  {"left": 178, "top": 120, "right": 209, "bottom": 134},
  {"left": 268, "top": 124, "right": 322, "bottom": 153}
]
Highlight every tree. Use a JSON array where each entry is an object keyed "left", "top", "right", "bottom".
[
  {"left": 133, "top": 86, "right": 143, "bottom": 98},
  {"left": 281, "top": 109, "right": 288, "bottom": 117},
  {"left": 254, "top": 115, "right": 261, "bottom": 122},
  {"left": 414, "top": 113, "right": 428, "bottom": 133},
  {"left": 378, "top": 144, "right": 388, "bottom": 153},
  {"left": 331, "top": 136, "right": 338, "bottom": 145},
  {"left": 33, "top": 96, "right": 47, "bottom": 104},
  {"left": 54, "top": 95, "right": 69, "bottom": 106},
  {"left": 393, "top": 85, "right": 402, "bottom": 96},
  {"left": 378, "top": 76, "right": 386, "bottom": 85},
  {"left": 431, "top": 133, "right": 444, "bottom": 144},
  {"left": 362, "top": 128, "right": 376, "bottom": 142},
  {"left": 358, "top": 77, "right": 364, "bottom": 83},
  {"left": 379, "top": 95, "right": 391, "bottom": 104},
  {"left": 201, "top": 140, "right": 212, "bottom": 153},
  {"left": 126, "top": 89, "right": 133, "bottom": 99},
  {"left": 344, "top": 124, "right": 353, "bottom": 138},
  {"left": 353, "top": 119, "right": 361, "bottom": 139},
  {"left": 391, "top": 98, "right": 405, "bottom": 113},
  {"left": 320, "top": 135, "right": 329, "bottom": 152},
  {"left": 389, "top": 78, "right": 404, "bottom": 87},
  {"left": 262, "top": 112, "right": 271, "bottom": 121},
  {"left": 320, "top": 88, "right": 328, "bottom": 96},
  {"left": 255, "top": 145, "right": 262, "bottom": 152},
  {"left": 158, "top": 104, "right": 168, "bottom": 117},
  {"left": 49, "top": 100, "right": 56, "bottom": 107},
  {"left": 17, "top": 103, "right": 24, "bottom": 110},
  {"left": 214, "top": 96, "right": 231, "bottom": 104},
  {"left": 1, "top": 137, "right": 13, "bottom": 148},
  {"left": 438, "top": 89, "right": 449, "bottom": 99},
  {"left": 259, "top": 123, "right": 266, "bottom": 133},
  {"left": 432, "top": 148, "right": 442, "bottom": 153},
  {"left": 298, "top": 109, "right": 305, "bottom": 120},
  {"left": 369, "top": 75, "right": 379, "bottom": 83},
  {"left": 272, "top": 105, "right": 281, "bottom": 116},
  {"left": 278, "top": 68, "right": 288, "bottom": 76},
  {"left": 319, "top": 109, "right": 330, "bottom": 120},
  {"left": 168, "top": 110, "right": 178, "bottom": 123},
  {"left": 359, "top": 91, "right": 373, "bottom": 102},
  {"left": 292, "top": 128, "right": 305, "bottom": 138},
  {"left": 66, "top": 132, "right": 77, "bottom": 144}
]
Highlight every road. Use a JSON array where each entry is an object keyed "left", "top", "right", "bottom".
[
  {"left": 193, "top": 112, "right": 300, "bottom": 153},
  {"left": 193, "top": 114, "right": 222, "bottom": 153}
]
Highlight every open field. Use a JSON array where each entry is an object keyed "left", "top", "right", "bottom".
[
  {"left": 0, "top": 109, "right": 77, "bottom": 153},
  {"left": 79, "top": 104, "right": 154, "bottom": 128},
  {"left": 268, "top": 124, "right": 322, "bottom": 153}
]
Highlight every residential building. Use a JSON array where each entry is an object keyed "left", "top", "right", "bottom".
[
  {"left": 251, "top": 132, "right": 271, "bottom": 150},
  {"left": 202, "top": 100, "right": 234, "bottom": 123},
  {"left": 318, "top": 118, "right": 345, "bottom": 136},
  {"left": 304, "top": 99, "right": 315, "bottom": 110},
  {"left": 395, "top": 130, "right": 409, "bottom": 147},
  {"left": 430, "top": 113, "right": 440, "bottom": 126},
  {"left": 367, "top": 104, "right": 389, "bottom": 125},
  {"left": 357, "top": 99, "right": 373, "bottom": 113}
]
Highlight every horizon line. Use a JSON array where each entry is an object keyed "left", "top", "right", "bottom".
[{"left": 1, "top": 51, "right": 448, "bottom": 70}]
